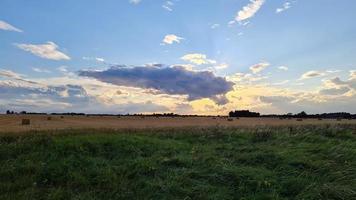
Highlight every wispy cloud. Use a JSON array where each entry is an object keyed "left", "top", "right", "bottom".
[
  {"left": 15, "top": 41, "right": 70, "bottom": 61},
  {"left": 350, "top": 70, "right": 356, "bottom": 80},
  {"left": 82, "top": 56, "right": 105, "bottom": 63},
  {"left": 250, "top": 62, "right": 270, "bottom": 74},
  {"left": 0, "top": 20, "right": 23, "bottom": 32},
  {"left": 0, "top": 69, "right": 38, "bottom": 84},
  {"left": 299, "top": 70, "right": 325, "bottom": 80},
  {"left": 162, "top": 34, "right": 183, "bottom": 45},
  {"left": 0, "top": 69, "right": 23, "bottom": 79},
  {"left": 32, "top": 67, "right": 51, "bottom": 73},
  {"left": 276, "top": 2, "right": 292, "bottom": 13},
  {"left": 278, "top": 66, "right": 288, "bottom": 71},
  {"left": 129, "top": 0, "right": 141, "bottom": 5},
  {"left": 214, "top": 63, "right": 229, "bottom": 70},
  {"left": 210, "top": 24, "right": 220, "bottom": 29},
  {"left": 235, "top": 0, "right": 265, "bottom": 22},
  {"left": 181, "top": 54, "right": 216, "bottom": 65},
  {"left": 162, "top": 1, "right": 174, "bottom": 11}
]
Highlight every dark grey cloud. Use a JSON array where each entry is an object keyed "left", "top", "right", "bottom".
[{"left": 78, "top": 65, "right": 234, "bottom": 104}]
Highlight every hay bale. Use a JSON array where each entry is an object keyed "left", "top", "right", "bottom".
[
  {"left": 60, "top": 116, "right": 64, "bottom": 119},
  {"left": 296, "top": 118, "right": 303, "bottom": 121},
  {"left": 318, "top": 118, "right": 323, "bottom": 121},
  {"left": 227, "top": 118, "right": 233, "bottom": 122},
  {"left": 47, "top": 117, "right": 52, "bottom": 121},
  {"left": 22, "top": 119, "right": 30, "bottom": 125}
]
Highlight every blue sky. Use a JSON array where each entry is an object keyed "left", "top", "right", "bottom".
[{"left": 1, "top": 0, "right": 356, "bottom": 114}]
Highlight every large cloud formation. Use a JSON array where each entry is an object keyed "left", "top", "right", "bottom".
[{"left": 78, "top": 65, "right": 234, "bottom": 104}]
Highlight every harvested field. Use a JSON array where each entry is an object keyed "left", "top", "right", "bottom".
[{"left": 1, "top": 114, "right": 356, "bottom": 133}]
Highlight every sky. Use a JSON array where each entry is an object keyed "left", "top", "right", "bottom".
[{"left": 1, "top": 0, "right": 356, "bottom": 115}]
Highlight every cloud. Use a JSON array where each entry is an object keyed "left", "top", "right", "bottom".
[
  {"left": 129, "top": 0, "right": 141, "bottom": 4},
  {"left": 228, "top": 20, "right": 236, "bottom": 27},
  {"left": 210, "top": 24, "right": 220, "bottom": 29},
  {"left": 0, "top": 69, "right": 23, "bottom": 79},
  {"left": 162, "top": 34, "right": 183, "bottom": 45},
  {"left": 299, "top": 70, "right": 325, "bottom": 80},
  {"left": 278, "top": 66, "right": 288, "bottom": 71},
  {"left": 82, "top": 56, "right": 105, "bottom": 63},
  {"left": 319, "top": 86, "right": 350, "bottom": 96},
  {"left": 276, "top": 2, "right": 291, "bottom": 13},
  {"left": 32, "top": 67, "right": 51, "bottom": 73},
  {"left": 250, "top": 62, "right": 270, "bottom": 74},
  {"left": 15, "top": 41, "right": 70, "bottom": 61},
  {"left": 214, "top": 63, "right": 229, "bottom": 70},
  {"left": 235, "top": 0, "right": 265, "bottom": 22},
  {"left": 162, "top": 1, "right": 174, "bottom": 11},
  {"left": 350, "top": 70, "right": 356, "bottom": 80},
  {"left": 181, "top": 54, "right": 216, "bottom": 65},
  {"left": 228, "top": 72, "right": 268, "bottom": 83},
  {"left": 324, "top": 76, "right": 356, "bottom": 91},
  {"left": 0, "top": 81, "right": 90, "bottom": 109},
  {"left": 78, "top": 65, "right": 234, "bottom": 104},
  {"left": 0, "top": 20, "right": 23, "bottom": 32}
]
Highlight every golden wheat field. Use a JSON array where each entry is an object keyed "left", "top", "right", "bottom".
[{"left": 1, "top": 114, "right": 356, "bottom": 133}]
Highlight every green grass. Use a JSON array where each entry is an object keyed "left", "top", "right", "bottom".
[{"left": 1, "top": 125, "right": 356, "bottom": 200}]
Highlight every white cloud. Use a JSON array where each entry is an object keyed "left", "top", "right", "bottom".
[
  {"left": 0, "top": 69, "right": 23, "bottom": 79},
  {"left": 278, "top": 66, "right": 288, "bottom": 71},
  {"left": 162, "top": 34, "right": 183, "bottom": 45},
  {"left": 235, "top": 0, "right": 265, "bottom": 22},
  {"left": 276, "top": 2, "right": 291, "bottom": 13},
  {"left": 299, "top": 70, "right": 325, "bottom": 80},
  {"left": 129, "top": 0, "right": 141, "bottom": 4},
  {"left": 0, "top": 20, "right": 23, "bottom": 32},
  {"left": 57, "top": 66, "right": 74, "bottom": 76},
  {"left": 181, "top": 54, "right": 216, "bottom": 65},
  {"left": 272, "top": 80, "right": 290, "bottom": 85},
  {"left": 214, "top": 63, "right": 229, "bottom": 70},
  {"left": 162, "top": 1, "right": 174, "bottom": 11},
  {"left": 250, "top": 62, "right": 270, "bottom": 74},
  {"left": 32, "top": 67, "right": 51, "bottom": 73},
  {"left": 349, "top": 70, "right": 356, "bottom": 80},
  {"left": 15, "top": 41, "right": 70, "bottom": 61},
  {"left": 228, "top": 20, "right": 236, "bottom": 27},
  {"left": 228, "top": 72, "right": 268, "bottom": 83},
  {"left": 210, "top": 24, "right": 220, "bottom": 29},
  {"left": 82, "top": 56, "right": 105, "bottom": 63}
]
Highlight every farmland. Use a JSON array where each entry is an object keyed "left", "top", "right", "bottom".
[
  {"left": 1, "top": 114, "right": 356, "bottom": 199},
  {"left": 1, "top": 114, "right": 356, "bottom": 133},
  {"left": 0, "top": 121, "right": 356, "bottom": 199}
]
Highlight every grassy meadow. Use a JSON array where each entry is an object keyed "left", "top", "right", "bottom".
[{"left": 1, "top": 125, "right": 356, "bottom": 199}]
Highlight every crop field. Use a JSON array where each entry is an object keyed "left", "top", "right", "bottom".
[{"left": 1, "top": 114, "right": 356, "bottom": 133}]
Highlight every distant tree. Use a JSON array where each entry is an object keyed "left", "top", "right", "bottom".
[
  {"left": 296, "top": 111, "right": 307, "bottom": 118},
  {"left": 6, "top": 110, "right": 11, "bottom": 114}
]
